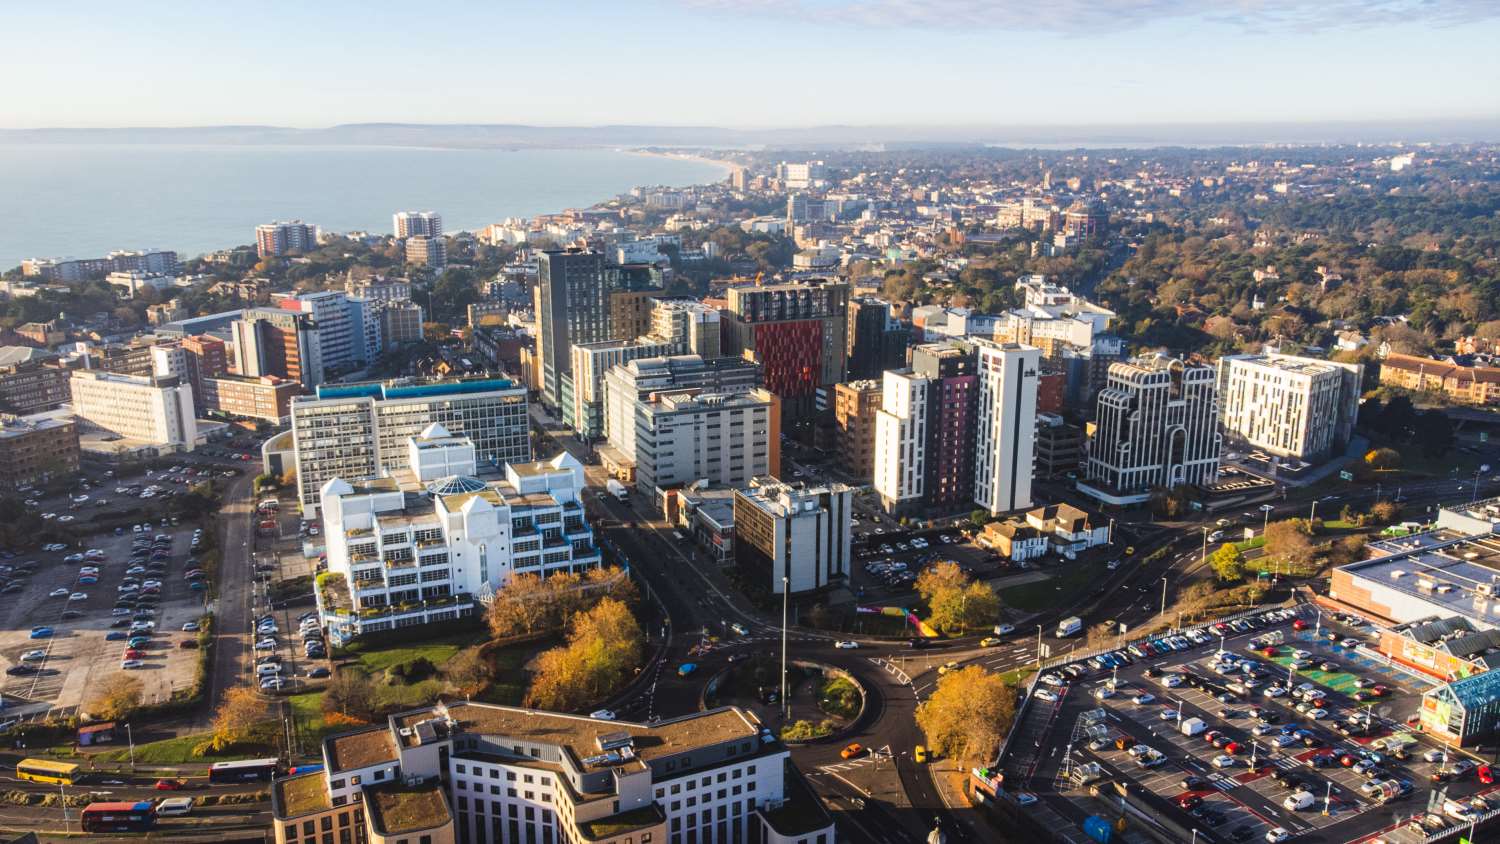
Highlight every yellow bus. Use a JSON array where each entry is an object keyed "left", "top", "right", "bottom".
[{"left": 16, "top": 758, "right": 79, "bottom": 784}]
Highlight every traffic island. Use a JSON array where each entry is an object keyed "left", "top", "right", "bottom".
[{"left": 703, "top": 657, "right": 866, "bottom": 743}]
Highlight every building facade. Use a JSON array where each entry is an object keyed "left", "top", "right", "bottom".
[
  {"left": 393, "top": 211, "right": 443, "bottom": 239},
  {"left": 316, "top": 436, "right": 599, "bottom": 641},
  {"left": 292, "top": 377, "right": 530, "bottom": 513},
  {"left": 0, "top": 356, "right": 74, "bottom": 415},
  {"left": 536, "top": 249, "right": 611, "bottom": 411},
  {"left": 1217, "top": 353, "right": 1362, "bottom": 462},
  {"left": 69, "top": 370, "right": 196, "bottom": 450},
  {"left": 846, "top": 297, "right": 910, "bottom": 380},
  {"left": 600, "top": 355, "right": 761, "bottom": 480},
  {"left": 200, "top": 374, "right": 301, "bottom": 425},
  {"left": 406, "top": 236, "right": 447, "bottom": 269},
  {"left": 568, "top": 339, "right": 675, "bottom": 441},
  {"left": 734, "top": 477, "right": 853, "bottom": 595},
  {"left": 722, "top": 280, "right": 850, "bottom": 429},
  {"left": 973, "top": 341, "right": 1040, "bottom": 515},
  {"left": 0, "top": 410, "right": 79, "bottom": 489},
  {"left": 256, "top": 221, "right": 319, "bottom": 257},
  {"left": 233, "top": 307, "right": 323, "bottom": 389},
  {"left": 1082, "top": 356, "right": 1221, "bottom": 505},
  {"left": 832, "top": 380, "right": 881, "bottom": 480},
  {"left": 271, "top": 701, "right": 832, "bottom": 844},
  {"left": 625, "top": 389, "right": 778, "bottom": 497}
]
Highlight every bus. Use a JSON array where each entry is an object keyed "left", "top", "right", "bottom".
[
  {"left": 16, "top": 758, "right": 79, "bottom": 784},
  {"left": 81, "top": 801, "right": 157, "bottom": 833},
  {"left": 208, "top": 758, "right": 278, "bottom": 783}
]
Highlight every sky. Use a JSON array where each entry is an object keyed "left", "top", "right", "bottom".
[{"left": 4, "top": 0, "right": 1498, "bottom": 129}]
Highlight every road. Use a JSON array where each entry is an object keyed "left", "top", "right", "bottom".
[{"left": 204, "top": 473, "right": 256, "bottom": 724}]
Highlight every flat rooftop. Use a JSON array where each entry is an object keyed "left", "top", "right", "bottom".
[
  {"left": 391, "top": 703, "right": 766, "bottom": 773},
  {"left": 273, "top": 771, "right": 331, "bottom": 819},
  {"left": 325, "top": 726, "right": 399, "bottom": 773},
  {"left": 1342, "top": 530, "right": 1500, "bottom": 625},
  {"left": 365, "top": 780, "right": 451, "bottom": 836}
]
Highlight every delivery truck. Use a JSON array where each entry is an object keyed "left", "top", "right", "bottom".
[
  {"left": 606, "top": 479, "right": 629, "bottom": 502},
  {"left": 1057, "top": 616, "right": 1083, "bottom": 637}
]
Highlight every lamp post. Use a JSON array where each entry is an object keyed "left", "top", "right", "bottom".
[
  {"left": 126, "top": 722, "right": 135, "bottom": 771},
  {"left": 1159, "top": 576, "right": 1169, "bottom": 621},
  {"left": 780, "top": 575, "right": 789, "bottom": 721},
  {"left": 1200, "top": 527, "right": 1209, "bottom": 567},
  {"left": 1036, "top": 625, "right": 1044, "bottom": 670}
]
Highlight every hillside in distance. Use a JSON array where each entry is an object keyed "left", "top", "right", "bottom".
[{"left": 2, "top": 118, "right": 1498, "bottom": 149}]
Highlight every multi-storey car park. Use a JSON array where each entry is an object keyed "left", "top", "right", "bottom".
[{"left": 271, "top": 701, "right": 835, "bottom": 844}]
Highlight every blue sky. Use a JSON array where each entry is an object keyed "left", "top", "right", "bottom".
[{"left": 5, "top": 0, "right": 1497, "bottom": 128}]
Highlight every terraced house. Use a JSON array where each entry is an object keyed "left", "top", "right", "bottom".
[{"left": 271, "top": 701, "right": 834, "bottom": 844}]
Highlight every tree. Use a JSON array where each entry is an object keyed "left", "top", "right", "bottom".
[
  {"left": 1264, "top": 519, "right": 1316, "bottom": 569},
  {"left": 969, "top": 510, "right": 990, "bottom": 528},
  {"left": 1370, "top": 500, "right": 1401, "bottom": 524},
  {"left": 1364, "top": 446, "right": 1402, "bottom": 471},
  {"left": 444, "top": 648, "right": 492, "bottom": 695},
  {"left": 1087, "top": 622, "right": 1116, "bottom": 650},
  {"left": 1207, "top": 544, "right": 1245, "bottom": 583},
  {"left": 916, "top": 562, "right": 1000, "bottom": 635},
  {"left": 87, "top": 674, "right": 143, "bottom": 722},
  {"left": 323, "top": 669, "right": 378, "bottom": 721},
  {"left": 526, "top": 598, "right": 644, "bottom": 711},
  {"left": 210, "top": 687, "right": 269, "bottom": 751},
  {"left": 915, "top": 666, "right": 1015, "bottom": 763}
]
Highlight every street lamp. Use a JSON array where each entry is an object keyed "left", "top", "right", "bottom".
[
  {"left": 780, "top": 576, "right": 789, "bottom": 721},
  {"left": 1036, "top": 625, "right": 1044, "bottom": 670},
  {"left": 1159, "top": 576, "right": 1169, "bottom": 621}
]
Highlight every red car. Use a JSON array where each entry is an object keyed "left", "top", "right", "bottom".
[
  {"left": 123, "top": 648, "right": 145, "bottom": 659},
  {"left": 1262, "top": 646, "right": 1279, "bottom": 657},
  {"left": 1481, "top": 766, "right": 1495, "bottom": 785},
  {"left": 1293, "top": 619, "right": 1309, "bottom": 631},
  {"left": 154, "top": 778, "right": 186, "bottom": 790},
  {"left": 1225, "top": 742, "right": 1241, "bottom": 755},
  {"left": 1370, "top": 685, "right": 1390, "bottom": 697},
  {"left": 1177, "top": 794, "right": 1203, "bottom": 809}
]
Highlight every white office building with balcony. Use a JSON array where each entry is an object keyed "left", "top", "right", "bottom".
[{"left": 315, "top": 425, "right": 600, "bottom": 643}]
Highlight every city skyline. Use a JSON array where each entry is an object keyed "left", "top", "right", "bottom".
[{"left": 3, "top": 0, "right": 1496, "bottom": 131}]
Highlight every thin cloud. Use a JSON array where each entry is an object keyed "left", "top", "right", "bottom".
[{"left": 681, "top": 0, "right": 1500, "bottom": 34}]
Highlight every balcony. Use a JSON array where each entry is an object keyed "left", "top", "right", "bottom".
[
  {"left": 320, "top": 589, "right": 474, "bottom": 621},
  {"left": 385, "top": 557, "right": 417, "bottom": 571}
]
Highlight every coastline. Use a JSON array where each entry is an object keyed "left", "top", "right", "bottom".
[
  {"left": 621, "top": 147, "right": 739, "bottom": 177},
  {"left": 0, "top": 145, "right": 735, "bottom": 268}
]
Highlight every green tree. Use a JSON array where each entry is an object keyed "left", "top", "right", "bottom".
[{"left": 1208, "top": 544, "right": 1245, "bottom": 583}]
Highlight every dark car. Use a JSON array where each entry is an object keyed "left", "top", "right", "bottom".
[
  {"left": 307, "top": 667, "right": 331, "bottom": 679},
  {"left": 1181, "top": 775, "right": 1207, "bottom": 791}
]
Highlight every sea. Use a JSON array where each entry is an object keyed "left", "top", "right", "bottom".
[{"left": 0, "top": 144, "right": 730, "bottom": 269}]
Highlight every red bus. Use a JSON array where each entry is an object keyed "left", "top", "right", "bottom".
[{"left": 81, "top": 801, "right": 157, "bottom": 833}]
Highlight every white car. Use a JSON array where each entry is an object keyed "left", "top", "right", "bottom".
[
  {"left": 20, "top": 649, "right": 47, "bottom": 662},
  {"left": 1262, "top": 686, "right": 1287, "bottom": 698},
  {"left": 259, "top": 677, "right": 285, "bottom": 690},
  {"left": 1212, "top": 755, "right": 1238, "bottom": 769},
  {"left": 253, "top": 638, "right": 278, "bottom": 650},
  {"left": 1271, "top": 733, "right": 1298, "bottom": 747},
  {"left": 48, "top": 587, "right": 69, "bottom": 598},
  {"left": 833, "top": 640, "right": 859, "bottom": 649},
  {"left": 1306, "top": 708, "right": 1329, "bottom": 720},
  {"left": 1159, "top": 709, "right": 1180, "bottom": 722},
  {"left": 590, "top": 709, "right": 617, "bottom": 721},
  {"left": 182, "top": 622, "right": 200, "bottom": 632},
  {"left": 994, "top": 623, "right": 1015, "bottom": 635},
  {"left": 120, "top": 659, "right": 145, "bottom": 670},
  {"left": 256, "top": 662, "right": 282, "bottom": 676},
  {"left": 42, "top": 543, "right": 66, "bottom": 552},
  {"left": 1283, "top": 792, "right": 1315, "bottom": 811},
  {"left": 68, "top": 592, "right": 88, "bottom": 601},
  {"left": 1161, "top": 674, "right": 1183, "bottom": 688},
  {"left": 1040, "top": 674, "right": 1064, "bottom": 687},
  {"left": 1132, "top": 693, "right": 1155, "bottom": 705},
  {"left": 1035, "top": 689, "right": 1059, "bottom": 702}
]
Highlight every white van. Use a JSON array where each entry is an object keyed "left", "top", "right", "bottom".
[
  {"left": 157, "top": 796, "right": 194, "bottom": 816},
  {"left": 1283, "top": 791, "right": 1315, "bottom": 811}
]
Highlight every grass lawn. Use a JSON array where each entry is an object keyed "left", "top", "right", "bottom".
[
  {"left": 1232, "top": 536, "right": 1267, "bottom": 552},
  {"left": 1002, "top": 560, "right": 1106, "bottom": 612},
  {"left": 93, "top": 731, "right": 275, "bottom": 765},
  {"left": 998, "top": 666, "right": 1036, "bottom": 686},
  {"left": 1243, "top": 556, "right": 1319, "bottom": 578},
  {"left": 345, "top": 630, "right": 487, "bottom": 674}
]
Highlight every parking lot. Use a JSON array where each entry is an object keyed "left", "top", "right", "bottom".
[
  {"left": 1016, "top": 607, "right": 1500, "bottom": 843},
  {"left": 0, "top": 523, "right": 208, "bottom": 719},
  {"left": 246, "top": 491, "right": 331, "bottom": 694}
]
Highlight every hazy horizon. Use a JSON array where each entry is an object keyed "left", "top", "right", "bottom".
[{"left": 5, "top": 1, "right": 1496, "bottom": 131}]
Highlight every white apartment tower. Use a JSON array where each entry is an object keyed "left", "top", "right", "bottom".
[
  {"left": 973, "top": 340, "right": 1040, "bottom": 515},
  {"left": 872, "top": 368, "right": 929, "bottom": 514},
  {"left": 1217, "top": 353, "right": 1362, "bottom": 462},
  {"left": 393, "top": 210, "right": 443, "bottom": 239},
  {"left": 1083, "top": 356, "right": 1221, "bottom": 505}
]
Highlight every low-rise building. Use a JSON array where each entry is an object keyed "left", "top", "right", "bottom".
[
  {"left": 976, "top": 520, "right": 1049, "bottom": 562},
  {"left": 734, "top": 477, "right": 852, "bottom": 595},
  {"left": 316, "top": 428, "right": 599, "bottom": 642},
  {"left": 200, "top": 374, "right": 302, "bottom": 425},
  {"left": 0, "top": 350, "right": 73, "bottom": 414},
  {"left": 271, "top": 701, "right": 832, "bottom": 844},
  {"left": 1378, "top": 353, "right": 1500, "bottom": 405},
  {"left": 1025, "top": 503, "right": 1110, "bottom": 558},
  {"left": 0, "top": 410, "right": 79, "bottom": 489}
]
